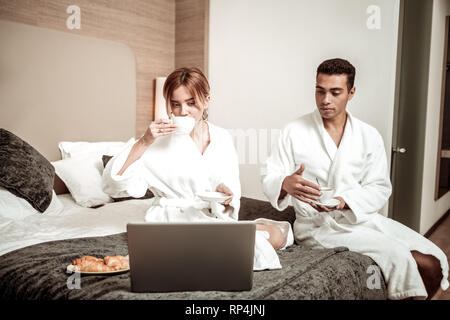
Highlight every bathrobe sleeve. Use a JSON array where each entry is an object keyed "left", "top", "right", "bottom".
[
  {"left": 101, "top": 140, "right": 149, "bottom": 199},
  {"left": 261, "top": 126, "right": 296, "bottom": 211},
  {"left": 217, "top": 129, "right": 241, "bottom": 220},
  {"left": 338, "top": 132, "right": 392, "bottom": 224}
]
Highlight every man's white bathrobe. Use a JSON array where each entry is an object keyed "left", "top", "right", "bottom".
[
  {"left": 262, "top": 109, "right": 449, "bottom": 299},
  {"left": 102, "top": 122, "right": 293, "bottom": 271}
]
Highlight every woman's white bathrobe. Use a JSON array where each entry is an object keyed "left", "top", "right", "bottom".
[
  {"left": 262, "top": 109, "right": 449, "bottom": 299},
  {"left": 102, "top": 122, "right": 293, "bottom": 271}
]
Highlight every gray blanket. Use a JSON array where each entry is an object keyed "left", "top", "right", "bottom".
[{"left": 0, "top": 197, "right": 387, "bottom": 300}]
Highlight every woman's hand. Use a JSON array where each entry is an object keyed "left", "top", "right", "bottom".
[
  {"left": 216, "top": 183, "right": 233, "bottom": 206},
  {"left": 334, "top": 196, "right": 347, "bottom": 210},
  {"left": 141, "top": 118, "right": 177, "bottom": 145}
]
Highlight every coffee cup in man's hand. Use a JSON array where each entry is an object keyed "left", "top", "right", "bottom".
[{"left": 319, "top": 187, "right": 334, "bottom": 203}]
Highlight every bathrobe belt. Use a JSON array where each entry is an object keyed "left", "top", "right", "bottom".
[
  {"left": 150, "top": 196, "right": 234, "bottom": 221},
  {"left": 152, "top": 197, "right": 210, "bottom": 210}
]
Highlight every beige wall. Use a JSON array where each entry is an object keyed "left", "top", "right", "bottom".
[
  {"left": 175, "top": 0, "right": 209, "bottom": 75},
  {"left": 420, "top": 0, "right": 450, "bottom": 234}
]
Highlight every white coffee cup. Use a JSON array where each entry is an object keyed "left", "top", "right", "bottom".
[
  {"left": 172, "top": 116, "right": 195, "bottom": 135},
  {"left": 320, "top": 187, "right": 335, "bottom": 203}
]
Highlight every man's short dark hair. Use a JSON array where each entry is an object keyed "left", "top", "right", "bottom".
[{"left": 316, "top": 58, "right": 356, "bottom": 92}]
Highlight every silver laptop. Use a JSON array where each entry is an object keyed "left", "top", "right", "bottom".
[{"left": 127, "top": 222, "right": 256, "bottom": 292}]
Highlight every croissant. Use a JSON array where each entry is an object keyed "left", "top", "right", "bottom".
[
  {"left": 72, "top": 255, "right": 129, "bottom": 272},
  {"left": 104, "top": 255, "right": 130, "bottom": 270},
  {"left": 72, "top": 255, "right": 103, "bottom": 266}
]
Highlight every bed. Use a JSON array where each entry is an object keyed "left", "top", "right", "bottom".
[
  {"left": 0, "top": 20, "right": 387, "bottom": 300},
  {"left": 0, "top": 194, "right": 387, "bottom": 300}
]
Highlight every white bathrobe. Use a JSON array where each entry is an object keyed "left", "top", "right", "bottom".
[
  {"left": 102, "top": 122, "right": 293, "bottom": 271},
  {"left": 262, "top": 109, "right": 449, "bottom": 299}
]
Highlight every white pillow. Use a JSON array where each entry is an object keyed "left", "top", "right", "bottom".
[
  {"left": 52, "top": 156, "right": 113, "bottom": 208},
  {"left": 58, "top": 138, "right": 135, "bottom": 159},
  {"left": 0, "top": 187, "right": 64, "bottom": 219}
]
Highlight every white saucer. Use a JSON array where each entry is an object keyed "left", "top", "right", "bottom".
[
  {"left": 66, "top": 264, "right": 129, "bottom": 276},
  {"left": 312, "top": 198, "right": 340, "bottom": 208},
  {"left": 197, "top": 191, "right": 231, "bottom": 202}
]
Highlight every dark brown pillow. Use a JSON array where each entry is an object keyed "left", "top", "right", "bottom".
[
  {"left": 0, "top": 128, "right": 55, "bottom": 212},
  {"left": 102, "top": 155, "right": 154, "bottom": 201},
  {"left": 239, "top": 197, "right": 296, "bottom": 227}
]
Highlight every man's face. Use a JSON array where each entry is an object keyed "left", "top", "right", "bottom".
[{"left": 315, "top": 73, "right": 355, "bottom": 121}]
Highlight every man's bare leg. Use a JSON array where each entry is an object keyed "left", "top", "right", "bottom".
[{"left": 411, "top": 250, "right": 442, "bottom": 299}]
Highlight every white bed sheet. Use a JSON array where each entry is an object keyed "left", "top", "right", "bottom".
[{"left": 0, "top": 194, "right": 151, "bottom": 256}]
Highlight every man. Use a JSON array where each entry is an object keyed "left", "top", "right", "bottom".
[{"left": 261, "top": 58, "right": 449, "bottom": 300}]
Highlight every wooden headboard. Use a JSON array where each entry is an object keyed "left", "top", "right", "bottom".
[{"left": 0, "top": 19, "right": 137, "bottom": 162}]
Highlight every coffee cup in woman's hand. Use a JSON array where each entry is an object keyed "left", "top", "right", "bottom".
[
  {"left": 172, "top": 116, "right": 195, "bottom": 135},
  {"left": 143, "top": 118, "right": 177, "bottom": 144}
]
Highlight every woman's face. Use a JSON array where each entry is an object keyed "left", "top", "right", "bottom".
[{"left": 170, "top": 85, "right": 209, "bottom": 121}]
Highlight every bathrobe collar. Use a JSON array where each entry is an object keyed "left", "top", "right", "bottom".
[{"left": 312, "top": 109, "right": 353, "bottom": 161}]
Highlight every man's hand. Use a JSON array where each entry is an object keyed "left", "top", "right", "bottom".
[
  {"left": 279, "top": 164, "right": 349, "bottom": 212},
  {"left": 280, "top": 163, "right": 321, "bottom": 204},
  {"left": 313, "top": 196, "right": 347, "bottom": 212}
]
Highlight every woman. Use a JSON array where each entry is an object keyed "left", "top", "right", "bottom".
[{"left": 102, "top": 67, "right": 293, "bottom": 270}]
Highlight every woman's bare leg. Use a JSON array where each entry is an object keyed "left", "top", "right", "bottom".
[{"left": 256, "top": 223, "right": 286, "bottom": 250}]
